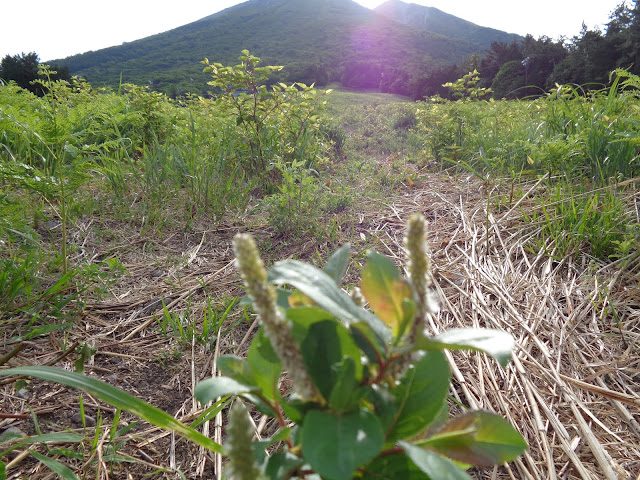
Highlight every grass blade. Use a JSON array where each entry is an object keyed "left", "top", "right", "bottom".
[{"left": 0, "top": 366, "right": 223, "bottom": 454}]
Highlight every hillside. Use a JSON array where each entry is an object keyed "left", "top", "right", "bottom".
[
  {"left": 55, "top": 0, "right": 514, "bottom": 95},
  {"left": 374, "top": 0, "right": 521, "bottom": 47}
]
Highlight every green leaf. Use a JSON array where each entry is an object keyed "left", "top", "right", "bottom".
[
  {"left": 195, "top": 377, "right": 259, "bottom": 404},
  {"left": 328, "top": 357, "right": 361, "bottom": 412},
  {"left": 73, "top": 343, "right": 97, "bottom": 374},
  {"left": 300, "top": 320, "right": 362, "bottom": 400},
  {"left": 216, "top": 355, "right": 257, "bottom": 386},
  {"left": 268, "top": 260, "right": 391, "bottom": 341},
  {"left": 278, "top": 396, "right": 307, "bottom": 424},
  {"left": 247, "top": 328, "right": 282, "bottom": 402},
  {"left": 197, "top": 374, "right": 273, "bottom": 416},
  {"left": 29, "top": 450, "right": 80, "bottom": 480},
  {"left": 0, "top": 433, "right": 85, "bottom": 457},
  {"left": 0, "top": 460, "right": 5, "bottom": 480},
  {"left": 361, "top": 251, "right": 414, "bottom": 336},
  {"left": 302, "top": 410, "right": 384, "bottom": 480},
  {"left": 0, "top": 366, "right": 223, "bottom": 454},
  {"left": 323, "top": 243, "right": 351, "bottom": 285},
  {"left": 275, "top": 288, "right": 292, "bottom": 310},
  {"left": 287, "top": 306, "right": 335, "bottom": 343},
  {"left": 420, "top": 411, "right": 527, "bottom": 466},
  {"left": 361, "top": 452, "right": 429, "bottom": 480},
  {"left": 399, "top": 441, "right": 472, "bottom": 480},
  {"left": 350, "top": 321, "right": 387, "bottom": 365},
  {"left": 263, "top": 451, "right": 305, "bottom": 480},
  {"left": 417, "top": 329, "right": 514, "bottom": 367},
  {"left": 190, "top": 398, "right": 232, "bottom": 429},
  {"left": 267, "top": 427, "right": 292, "bottom": 445},
  {"left": 385, "top": 351, "right": 450, "bottom": 442},
  {"left": 398, "top": 298, "right": 417, "bottom": 341}
]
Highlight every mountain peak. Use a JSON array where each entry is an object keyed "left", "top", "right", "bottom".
[
  {"left": 374, "top": 0, "right": 521, "bottom": 45},
  {"left": 57, "top": 0, "right": 519, "bottom": 96}
]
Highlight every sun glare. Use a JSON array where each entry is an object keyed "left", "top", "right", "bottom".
[{"left": 355, "top": 0, "right": 386, "bottom": 9}]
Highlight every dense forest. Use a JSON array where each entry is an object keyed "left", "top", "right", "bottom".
[{"left": 399, "top": 0, "right": 640, "bottom": 99}]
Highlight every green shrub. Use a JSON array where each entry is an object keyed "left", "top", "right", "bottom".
[{"left": 202, "top": 50, "right": 329, "bottom": 187}]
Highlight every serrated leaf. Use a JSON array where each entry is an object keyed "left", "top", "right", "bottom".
[
  {"left": 420, "top": 411, "right": 527, "bottom": 466},
  {"left": 0, "top": 366, "right": 222, "bottom": 453},
  {"left": 417, "top": 329, "right": 514, "bottom": 367},
  {"left": 195, "top": 377, "right": 259, "bottom": 405},
  {"left": 268, "top": 260, "right": 390, "bottom": 341},
  {"left": 361, "top": 251, "right": 414, "bottom": 335},
  {"left": 302, "top": 410, "right": 384, "bottom": 480},
  {"left": 399, "top": 441, "right": 472, "bottom": 480},
  {"left": 323, "top": 243, "right": 351, "bottom": 285},
  {"left": 385, "top": 351, "right": 450, "bottom": 442}
]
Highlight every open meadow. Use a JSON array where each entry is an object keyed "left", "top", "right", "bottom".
[{"left": 1, "top": 60, "right": 639, "bottom": 479}]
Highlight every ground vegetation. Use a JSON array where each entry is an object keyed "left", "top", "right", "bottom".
[{"left": 0, "top": 42, "right": 638, "bottom": 479}]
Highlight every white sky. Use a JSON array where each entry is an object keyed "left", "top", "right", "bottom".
[{"left": 1, "top": 0, "right": 624, "bottom": 62}]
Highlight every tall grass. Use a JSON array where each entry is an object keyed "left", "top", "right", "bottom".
[{"left": 414, "top": 69, "right": 640, "bottom": 261}]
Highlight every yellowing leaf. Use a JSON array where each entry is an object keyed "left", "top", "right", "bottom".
[
  {"left": 526, "top": 155, "right": 534, "bottom": 165},
  {"left": 419, "top": 411, "right": 527, "bottom": 466},
  {"left": 361, "top": 251, "right": 414, "bottom": 335},
  {"left": 288, "top": 290, "right": 315, "bottom": 307}
]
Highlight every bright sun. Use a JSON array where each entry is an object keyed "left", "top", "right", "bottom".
[{"left": 355, "top": 0, "right": 387, "bottom": 9}]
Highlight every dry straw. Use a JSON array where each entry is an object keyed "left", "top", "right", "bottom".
[{"left": 358, "top": 175, "right": 639, "bottom": 479}]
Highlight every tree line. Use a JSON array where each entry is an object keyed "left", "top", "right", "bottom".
[
  {"left": 2, "top": 1, "right": 637, "bottom": 100},
  {"left": 0, "top": 52, "right": 71, "bottom": 95},
  {"left": 342, "top": 0, "right": 640, "bottom": 100}
]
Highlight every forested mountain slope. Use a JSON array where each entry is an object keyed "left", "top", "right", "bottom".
[{"left": 55, "top": 0, "right": 514, "bottom": 95}]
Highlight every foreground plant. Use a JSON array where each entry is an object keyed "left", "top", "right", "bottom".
[
  {"left": 0, "top": 214, "right": 526, "bottom": 479},
  {"left": 197, "top": 213, "right": 527, "bottom": 479}
]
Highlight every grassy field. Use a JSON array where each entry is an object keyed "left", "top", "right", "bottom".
[{"left": 1, "top": 67, "right": 639, "bottom": 479}]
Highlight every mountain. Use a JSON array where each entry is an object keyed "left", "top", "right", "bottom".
[
  {"left": 55, "top": 0, "right": 519, "bottom": 96},
  {"left": 374, "top": 0, "right": 521, "bottom": 48}
]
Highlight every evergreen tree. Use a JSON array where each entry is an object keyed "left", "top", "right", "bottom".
[
  {"left": 549, "top": 2, "right": 640, "bottom": 87},
  {"left": 616, "top": 0, "right": 640, "bottom": 73},
  {"left": 0, "top": 52, "right": 72, "bottom": 95},
  {"left": 0, "top": 52, "right": 40, "bottom": 93},
  {"left": 479, "top": 40, "right": 522, "bottom": 86}
]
